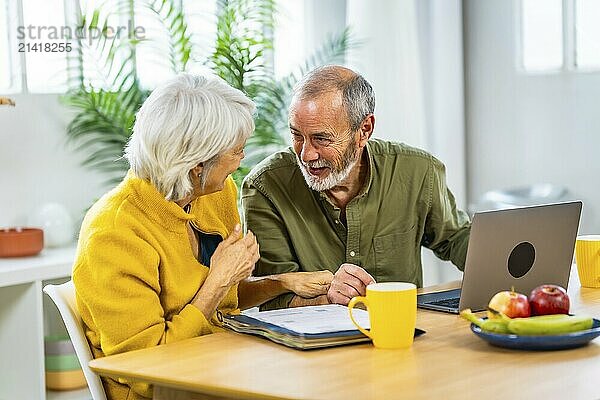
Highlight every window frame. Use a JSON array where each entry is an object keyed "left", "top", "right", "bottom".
[
  {"left": 1, "top": 0, "right": 24, "bottom": 93},
  {"left": 517, "top": 0, "right": 600, "bottom": 74}
]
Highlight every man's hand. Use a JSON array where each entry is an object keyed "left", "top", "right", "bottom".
[{"left": 327, "top": 263, "right": 375, "bottom": 305}]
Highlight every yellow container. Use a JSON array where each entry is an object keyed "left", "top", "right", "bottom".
[
  {"left": 45, "top": 370, "right": 87, "bottom": 391},
  {"left": 348, "top": 282, "right": 417, "bottom": 349},
  {"left": 576, "top": 235, "right": 600, "bottom": 288}
]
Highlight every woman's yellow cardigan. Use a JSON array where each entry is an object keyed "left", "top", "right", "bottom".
[{"left": 73, "top": 172, "right": 240, "bottom": 400}]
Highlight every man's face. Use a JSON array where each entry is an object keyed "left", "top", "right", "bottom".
[{"left": 289, "top": 91, "right": 361, "bottom": 191}]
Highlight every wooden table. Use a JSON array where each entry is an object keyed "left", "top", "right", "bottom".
[{"left": 89, "top": 271, "right": 600, "bottom": 400}]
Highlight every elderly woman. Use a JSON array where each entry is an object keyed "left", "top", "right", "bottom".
[{"left": 72, "top": 74, "right": 333, "bottom": 400}]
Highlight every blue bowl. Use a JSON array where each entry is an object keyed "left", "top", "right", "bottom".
[{"left": 470, "top": 318, "right": 600, "bottom": 351}]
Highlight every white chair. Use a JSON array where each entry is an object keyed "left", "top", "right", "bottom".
[{"left": 43, "top": 281, "right": 108, "bottom": 400}]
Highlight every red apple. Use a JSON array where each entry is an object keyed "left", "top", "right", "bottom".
[
  {"left": 487, "top": 289, "right": 531, "bottom": 319},
  {"left": 529, "top": 284, "right": 570, "bottom": 315}
]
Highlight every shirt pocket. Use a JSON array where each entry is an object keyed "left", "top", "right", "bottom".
[{"left": 373, "top": 224, "right": 418, "bottom": 282}]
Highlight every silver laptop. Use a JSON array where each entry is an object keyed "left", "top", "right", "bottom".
[{"left": 417, "top": 201, "right": 582, "bottom": 313}]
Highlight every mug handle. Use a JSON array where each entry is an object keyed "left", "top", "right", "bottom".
[{"left": 348, "top": 296, "right": 372, "bottom": 339}]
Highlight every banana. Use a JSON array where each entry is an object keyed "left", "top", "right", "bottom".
[
  {"left": 480, "top": 319, "right": 511, "bottom": 334},
  {"left": 507, "top": 315, "right": 594, "bottom": 335},
  {"left": 461, "top": 309, "right": 594, "bottom": 335},
  {"left": 460, "top": 309, "right": 511, "bottom": 334}
]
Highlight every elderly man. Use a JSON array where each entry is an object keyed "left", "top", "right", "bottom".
[{"left": 242, "top": 65, "right": 471, "bottom": 310}]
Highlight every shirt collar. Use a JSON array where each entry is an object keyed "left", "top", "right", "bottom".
[{"left": 358, "top": 141, "right": 374, "bottom": 197}]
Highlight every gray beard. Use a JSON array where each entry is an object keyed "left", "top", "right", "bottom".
[{"left": 296, "top": 152, "right": 359, "bottom": 192}]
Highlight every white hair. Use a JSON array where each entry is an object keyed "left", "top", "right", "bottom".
[
  {"left": 124, "top": 73, "right": 255, "bottom": 201},
  {"left": 293, "top": 65, "right": 375, "bottom": 131}
]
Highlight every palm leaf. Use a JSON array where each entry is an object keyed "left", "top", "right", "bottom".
[
  {"left": 63, "top": 0, "right": 357, "bottom": 190},
  {"left": 137, "top": 0, "right": 192, "bottom": 73},
  {"left": 63, "top": 0, "right": 149, "bottom": 184},
  {"left": 242, "top": 27, "right": 357, "bottom": 168}
]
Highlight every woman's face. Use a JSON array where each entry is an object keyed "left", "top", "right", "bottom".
[{"left": 197, "top": 142, "right": 246, "bottom": 195}]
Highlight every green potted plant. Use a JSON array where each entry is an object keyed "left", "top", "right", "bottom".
[{"left": 63, "top": 0, "right": 354, "bottom": 187}]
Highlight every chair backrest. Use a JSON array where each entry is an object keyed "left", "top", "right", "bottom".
[{"left": 43, "top": 281, "right": 108, "bottom": 400}]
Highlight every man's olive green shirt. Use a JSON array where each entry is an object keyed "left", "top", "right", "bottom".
[{"left": 242, "top": 139, "right": 471, "bottom": 310}]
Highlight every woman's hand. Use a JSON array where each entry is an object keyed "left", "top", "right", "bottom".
[
  {"left": 208, "top": 225, "right": 260, "bottom": 289},
  {"left": 281, "top": 270, "right": 334, "bottom": 298},
  {"left": 193, "top": 225, "right": 260, "bottom": 318}
]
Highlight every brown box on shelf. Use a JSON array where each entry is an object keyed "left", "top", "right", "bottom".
[{"left": 0, "top": 227, "right": 44, "bottom": 257}]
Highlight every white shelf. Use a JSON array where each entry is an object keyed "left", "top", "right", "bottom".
[
  {"left": 0, "top": 245, "right": 76, "bottom": 288},
  {"left": 0, "top": 245, "right": 78, "bottom": 400},
  {"left": 47, "top": 388, "right": 92, "bottom": 400}
]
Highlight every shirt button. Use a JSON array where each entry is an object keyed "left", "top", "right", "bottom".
[
  {"left": 350, "top": 251, "right": 356, "bottom": 257},
  {"left": 335, "top": 220, "right": 340, "bottom": 224}
]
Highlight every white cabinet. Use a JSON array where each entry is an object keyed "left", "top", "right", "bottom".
[{"left": 0, "top": 246, "right": 91, "bottom": 400}]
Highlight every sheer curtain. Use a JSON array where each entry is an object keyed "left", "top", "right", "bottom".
[
  {"left": 346, "top": 0, "right": 426, "bottom": 148},
  {"left": 345, "top": 0, "right": 467, "bottom": 285},
  {"left": 417, "top": 0, "right": 467, "bottom": 285},
  {"left": 278, "top": 0, "right": 467, "bottom": 285}
]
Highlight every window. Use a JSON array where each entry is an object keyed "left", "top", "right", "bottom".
[
  {"left": 3, "top": 0, "right": 222, "bottom": 93},
  {"left": 0, "top": 0, "right": 17, "bottom": 92},
  {"left": 0, "top": 1, "right": 10, "bottom": 90},
  {"left": 21, "top": 0, "right": 69, "bottom": 92},
  {"left": 575, "top": 0, "right": 600, "bottom": 68},
  {"left": 3, "top": 0, "right": 298, "bottom": 93},
  {"left": 273, "top": 1, "right": 305, "bottom": 79},
  {"left": 77, "top": 0, "right": 127, "bottom": 90},
  {"left": 521, "top": 0, "right": 563, "bottom": 71},
  {"left": 520, "top": 0, "right": 600, "bottom": 72},
  {"left": 126, "top": 0, "right": 217, "bottom": 90},
  {"left": 181, "top": 0, "right": 218, "bottom": 78},
  {"left": 134, "top": 1, "right": 176, "bottom": 90}
]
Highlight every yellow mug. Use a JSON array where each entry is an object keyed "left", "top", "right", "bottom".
[
  {"left": 576, "top": 235, "right": 600, "bottom": 288},
  {"left": 348, "top": 282, "right": 417, "bottom": 349}
]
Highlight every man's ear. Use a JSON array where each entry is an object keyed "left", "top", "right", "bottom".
[{"left": 358, "top": 114, "right": 375, "bottom": 146}]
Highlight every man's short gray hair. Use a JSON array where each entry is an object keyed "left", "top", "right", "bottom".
[
  {"left": 124, "top": 73, "right": 255, "bottom": 201},
  {"left": 292, "top": 65, "right": 375, "bottom": 131}
]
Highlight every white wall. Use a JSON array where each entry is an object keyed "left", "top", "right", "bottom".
[
  {"left": 416, "top": 0, "right": 466, "bottom": 285},
  {"left": 0, "top": 94, "right": 110, "bottom": 234},
  {"left": 464, "top": 0, "right": 600, "bottom": 234},
  {"left": 417, "top": 0, "right": 466, "bottom": 205},
  {"left": 346, "top": 0, "right": 426, "bottom": 148},
  {"left": 343, "top": 0, "right": 467, "bottom": 285},
  {"left": 304, "top": 0, "right": 347, "bottom": 58}
]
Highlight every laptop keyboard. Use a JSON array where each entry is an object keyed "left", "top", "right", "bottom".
[{"left": 429, "top": 297, "right": 460, "bottom": 308}]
